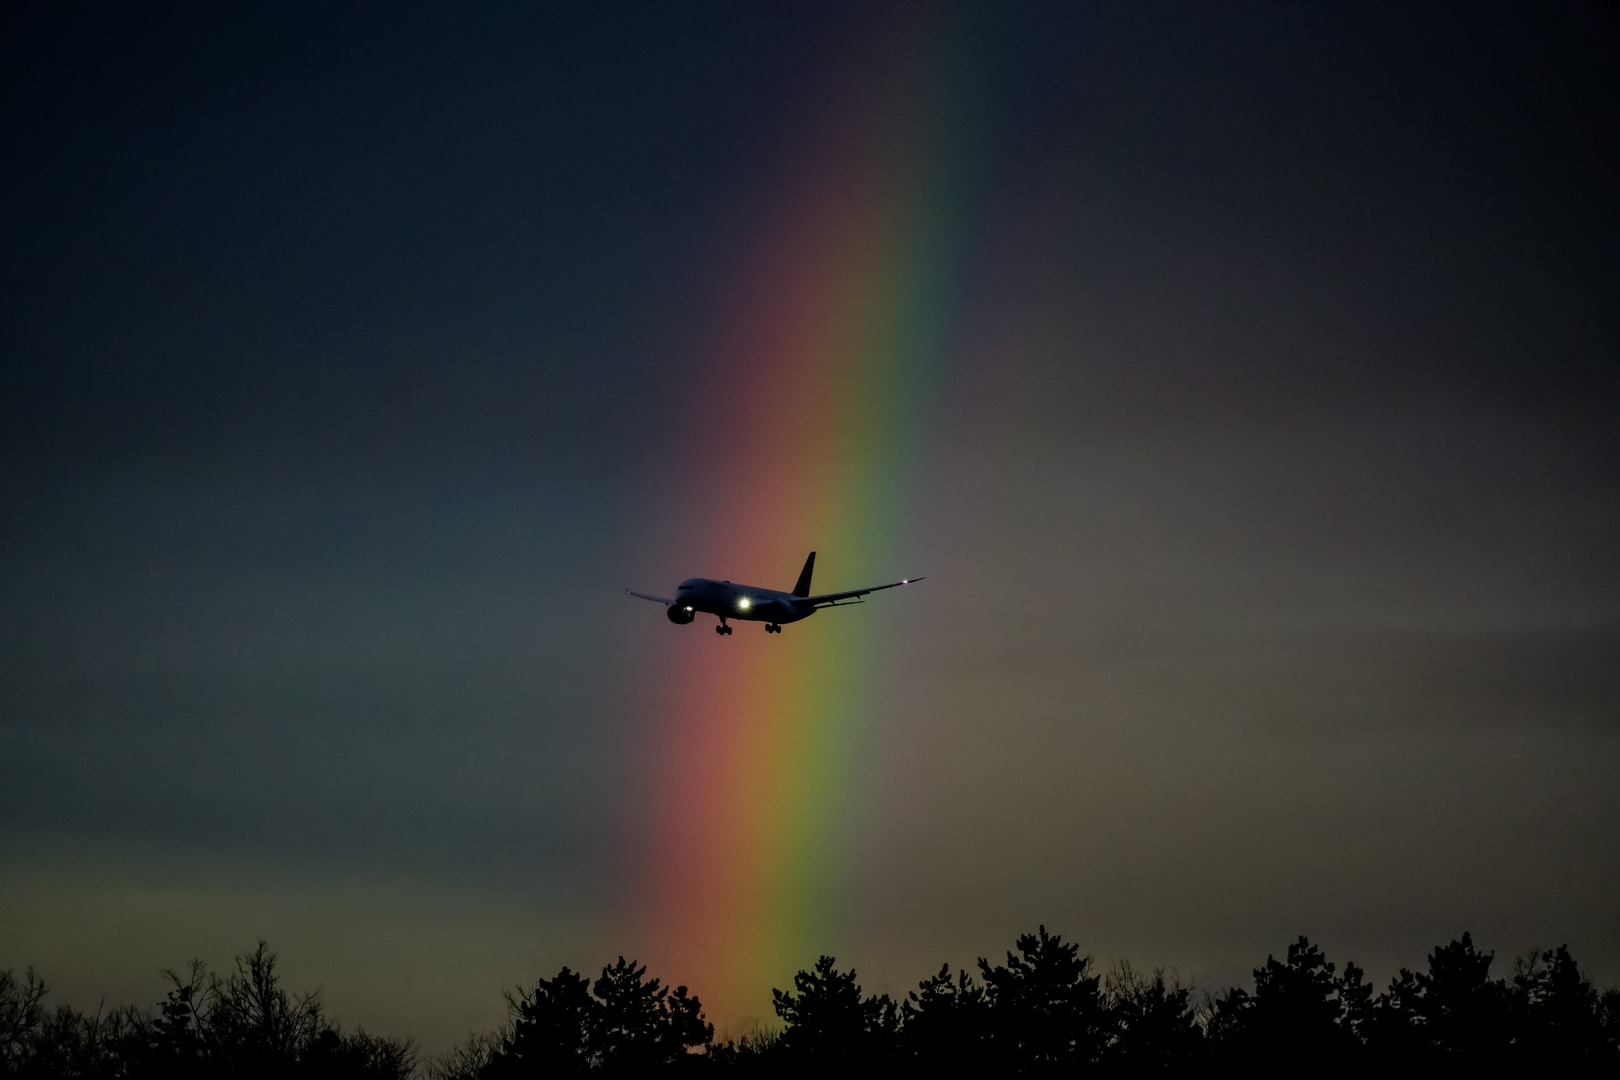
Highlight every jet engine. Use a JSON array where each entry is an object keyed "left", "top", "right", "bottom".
[{"left": 666, "top": 605, "right": 695, "bottom": 625}]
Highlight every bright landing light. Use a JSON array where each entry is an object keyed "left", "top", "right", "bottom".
[{"left": 738, "top": 597, "right": 752, "bottom": 611}]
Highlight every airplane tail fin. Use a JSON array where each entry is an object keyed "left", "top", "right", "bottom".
[{"left": 791, "top": 551, "right": 816, "bottom": 597}]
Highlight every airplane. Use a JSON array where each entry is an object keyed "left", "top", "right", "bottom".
[{"left": 627, "top": 551, "right": 921, "bottom": 635}]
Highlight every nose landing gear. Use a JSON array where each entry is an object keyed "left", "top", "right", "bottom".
[
  {"left": 715, "top": 622, "right": 733, "bottom": 636},
  {"left": 765, "top": 623, "right": 781, "bottom": 634}
]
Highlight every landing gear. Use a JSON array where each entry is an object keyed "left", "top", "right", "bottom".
[
  {"left": 765, "top": 623, "right": 781, "bottom": 634},
  {"left": 715, "top": 622, "right": 732, "bottom": 636}
]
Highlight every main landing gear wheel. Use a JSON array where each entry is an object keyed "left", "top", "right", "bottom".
[
  {"left": 716, "top": 624, "right": 733, "bottom": 636},
  {"left": 765, "top": 623, "right": 781, "bottom": 633}
]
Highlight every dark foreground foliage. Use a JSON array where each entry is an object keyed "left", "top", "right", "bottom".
[
  {"left": 434, "top": 927, "right": 1619, "bottom": 1077},
  {"left": 6, "top": 931, "right": 1618, "bottom": 1078},
  {"left": 0, "top": 943, "right": 412, "bottom": 1079}
]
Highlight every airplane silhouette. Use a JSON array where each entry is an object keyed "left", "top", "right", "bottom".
[{"left": 627, "top": 551, "right": 921, "bottom": 635}]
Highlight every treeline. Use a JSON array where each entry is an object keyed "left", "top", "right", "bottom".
[
  {"left": 4, "top": 931, "right": 1618, "bottom": 1077},
  {"left": 0, "top": 944, "right": 410, "bottom": 1079}
]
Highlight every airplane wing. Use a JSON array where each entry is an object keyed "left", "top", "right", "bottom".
[
  {"left": 626, "top": 589, "right": 675, "bottom": 604},
  {"left": 801, "top": 577, "right": 923, "bottom": 608}
]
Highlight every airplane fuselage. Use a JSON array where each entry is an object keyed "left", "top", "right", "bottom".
[{"left": 672, "top": 579, "right": 814, "bottom": 626}]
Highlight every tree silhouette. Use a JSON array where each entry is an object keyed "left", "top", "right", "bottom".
[
  {"left": 590, "top": 957, "right": 712, "bottom": 1071},
  {"left": 1367, "top": 962, "right": 1425, "bottom": 1058},
  {"left": 0, "top": 968, "right": 49, "bottom": 1072},
  {"left": 771, "top": 956, "right": 897, "bottom": 1065},
  {"left": 1366, "top": 930, "right": 1528, "bottom": 1065},
  {"left": 1601, "top": 988, "right": 1620, "bottom": 1058},
  {"left": 4, "top": 990, "right": 139, "bottom": 1080},
  {"left": 898, "top": 964, "right": 993, "bottom": 1070},
  {"left": 1100, "top": 961, "right": 1203, "bottom": 1068},
  {"left": 208, "top": 943, "right": 328, "bottom": 1077},
  {"left": 486, "top": 966, "right": 597, "bottom": 1076},
  {"left": 1418, "top": 931, "right": 1513, "bottom": 1057},
  {"left": 1208, "top": 935, "right": 1367, "bottom": 1064},
  {"left": 141, "top": 960, "right": 211, "bottom": 1077},
  {"left": 976, "top": 925, "right": 1104, "bottom": 1070},
  {"left": 481, "top": 958, "right": 712, "bottom": 1077},
  {"left": 1513, "top": 944, "right": 1607, "bottom": 1063}
]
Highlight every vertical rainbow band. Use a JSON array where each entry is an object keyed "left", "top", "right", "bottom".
[{"left": 643, "top": 10, "right": 983, "bottom": 1032}]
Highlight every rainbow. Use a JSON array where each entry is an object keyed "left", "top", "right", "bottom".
[{"left": 639, "top": 10, "right": 985, "bottom": 1031}]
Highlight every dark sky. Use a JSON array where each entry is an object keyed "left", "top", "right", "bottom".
[{"left": 2, "top": 1, "right": 1617, "bottom": 1048}]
